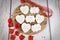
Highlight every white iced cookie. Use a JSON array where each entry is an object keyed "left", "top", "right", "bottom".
[
  {"left": 16, "top": 15, "right": 25, "bottom": 24},
  {"left": 26, "top": 16, "right": 35, "bottom": 23},
  {"left": 31, "top": 24, "right": 41, "bottom": 32},
  {"left": 20, "top": 5, "right": 29, "bottom": 14},
  {"left": 30, "top": 7, "right": 39, "bottom": 14},
  {"left": 22, "top": 23, "right": 31, "bottom": 33},
  {"left": 36, "top": 14, "right": 44, "bottom": 23}
]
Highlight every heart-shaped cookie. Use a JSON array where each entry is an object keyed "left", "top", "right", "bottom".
[
  {"left": 21, "top": 23, "right": 31, "bottom": 33},
  {"left": 36, "top": 14, "right": 44, "bottom": 23},
  {"left": 20, "top": 5, "right": 29, "bottom": 14},
  {"left": 16, "top": 15, "right": 25, "bottom": 24},
  {"left": 30, "top": 7, "right": 39, "bottom": 14},
  {"left": 31, "top": 24, "right": 41, "bottom": 32}
]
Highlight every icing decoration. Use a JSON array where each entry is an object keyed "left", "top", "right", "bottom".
[
  {"left": 20, "top": 5, "right": 29, "bottom": 14},
  {"left": 22, "top": 23, "right": 31, "bottom": 33},
  {"left": 16, "top": 15, "right": 25, "bottom": 24},
  {"left": 31, "top": 24, "right": 41, "bottom": 32},
  {"left": 36, "top": 14, "right": 44, "bottom": 23},
  {"left": 26, "top": 16, "right": 35, "bottom": 23},
  {"left": 30, "top": 7, "right": 39, "bottom": 14}
]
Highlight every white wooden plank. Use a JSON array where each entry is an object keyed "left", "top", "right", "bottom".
[
  {"left": 0, "top": 0, "right": 10, "bottom": 40},
  {"left": 48, "top": 0, "right": 60, "bottom": 40}
]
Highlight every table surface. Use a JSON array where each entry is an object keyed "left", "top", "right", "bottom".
[{"left": 0, "top": 0, "right": 60, "bottom": 40}]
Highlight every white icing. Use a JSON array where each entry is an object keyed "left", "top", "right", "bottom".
[
  {"left": 20, "top": 5, "right": 29, "bottom": 14},
  {"left": 22, "top": 23, "right": 31, "bottom": 33},
  {"left": 26, "top": 16, "right": 35, "bottom": 23},
  {"left": 31, "top": 24, "right": 41, "bottom": 32},
  {"left": 30, "top": 7, "right": 39, "bottom": 14},
  {"left": 16, "top": 15, "right": 25, "bottom": 24},
  {"left": 36, "top": 14, "right": 44, "bottom": 23}
]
